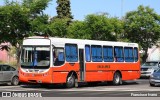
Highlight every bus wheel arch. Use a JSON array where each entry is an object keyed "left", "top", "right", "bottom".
[
  {"left": 66, "top": 71, "right": 78, "bottom": 88},
  {"left": 113, "top": 70, "right": 122, "bottom": 85}
]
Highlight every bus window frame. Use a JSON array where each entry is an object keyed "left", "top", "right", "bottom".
[
  {"left": 53, "top": 47, "right": 65, "bottom": 66},
  {"left": 103, "top": 46, "right": 114, "bottom": 62},
  {"left": 65, "top": 43, "right": 78, "bottom": 62},
  {"left": 85, "top": 45, "right": 91, "bottom": 62},
  {"left": 114, "top": 46, "right": 124, "bottom": 62},
  {"left": 91, "top": 45, "right": 103, "bottom": 62},
  {"left": 20, "top": 45, "right": 51, "bottom": 69},
  {"left": 134, "top": 47, "right": 139, "bottom": 62},
  {"left": 124, "top": 47, "right": 134, "bottom": 62}
]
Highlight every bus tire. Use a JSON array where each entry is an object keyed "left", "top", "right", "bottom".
[
  {"left": 11, "top": 76, "right": 19, "bottom": 86},
  {"left": 113, "top": 72, "right": 122, "bottom": 85},
  {"left": 66, "top": 75, "right": 75, "bottom": 88}
]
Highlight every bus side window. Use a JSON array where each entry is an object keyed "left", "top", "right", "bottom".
[
  {"left": 54, "top": 48, "right": 65, "bottom": 66},
  {"left": 134, "top": 47, "right": 138, "bottom": 62},
  {"left": 85, "top": 45, "right": 91, "bottom": 62},
  {"left": 114, "top": 47, "right": 124, "bottom": 62},
  {"left": 58, "top": 52, "right": 64, "bottom": 61},
  {"left": 103, "top": 46, "right": 114, "bottom": 62},
  {"left": 65, "top": 44, "right": 78, "bottom": 62},
  {"left": 114, "top": 52, "right": 117, "bottom": 62},
  {"left": 124, "top": 47, "right": 134, "bottom": 62},
  {"left": 91, "top": 45, "right": 102, "bottom": 62}
]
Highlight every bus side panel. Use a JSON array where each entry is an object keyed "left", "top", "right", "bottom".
[
  {"left": 65, "top": 63, "right": 79, "bottom": 71},
  {"left": 52, "top": 71, "right": 68, "bottom": 83},
  {"left": 122, "top": 71, "right": 140, "bottom": 80},
  {"left": 53, "top": 63, "right": 79, "bottom": 72},
  {"left": 86, "top": 63, "right": 140, "bottom": 71},
  {"left": 84, "top": 71, "right": 114, "bottom": 82},
  {"left": 85, "top": 62, "right": 140, "bottom": 81},
  {"left": 106, "top": 71, "right": 114, "bottom": 81},
  {"left": 52, "top": 63, "right": 79, "bottom": 83},
  {"left": 85, "top": 71, "right": 108, "bottom": 82}
]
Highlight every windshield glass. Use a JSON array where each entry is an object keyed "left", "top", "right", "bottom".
[
  {"left": 21, "top": 46, "right": 50, "bottom": 69},
  {"left": 142, "top": 62, "right": 158, "bottom": 67}
]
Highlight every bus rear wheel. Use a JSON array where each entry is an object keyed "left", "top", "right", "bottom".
[
  {"left": 66, "top": 75, "right": 75, "bottom": 88},
  {"left": 113, "top": 72, "right": 122, "bottom": 85}
]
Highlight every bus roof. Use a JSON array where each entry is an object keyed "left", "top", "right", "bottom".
[{"left": 23, "top": 36, "right": 138, "bottom": 47}]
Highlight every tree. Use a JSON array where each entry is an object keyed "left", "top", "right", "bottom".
[
  {"left": 0, "top": 0, "right": 51, "bottom": 63},
  {"left": 109, "top": 18, "right": 125, "bottom": 42},
  {"left": 67, "top": 20, "right": 91, "bottom": 39},
  {"left": 67, "top": 14, "right": 124, "bottom": 41},
  {"left": 84, "top": 14, "right": 118, "bottom": 41},
  {"left": 56, "top": 0, "right": 73, "bottom": 21},
  {"left": 48, "top": 18, "right": 69, "bottom": 37},
  {"left": 124, "top": 5, "right": 160, "bottom": 63}
]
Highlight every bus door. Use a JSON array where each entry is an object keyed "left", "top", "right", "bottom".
[{"left": 79, "top": 49, "right": 85, "bottom": 81}]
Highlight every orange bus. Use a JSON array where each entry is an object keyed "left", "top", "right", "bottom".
[{"left": 19, "top": 36, "right": 140, "bottom": 88}]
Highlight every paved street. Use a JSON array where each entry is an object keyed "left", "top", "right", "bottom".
[{"left": 0, "top": 79, "right": 160, "bottom": 97}]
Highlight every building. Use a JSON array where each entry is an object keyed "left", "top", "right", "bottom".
[{"left": 0, "top": 43, "right": 16, "bottom": 63}]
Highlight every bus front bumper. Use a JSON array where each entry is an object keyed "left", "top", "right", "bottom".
[{"left": 19, "top": 73, "right": 52, "bottom": 84}]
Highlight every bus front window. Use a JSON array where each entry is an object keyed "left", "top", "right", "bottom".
[{"left": 21, "top": 46, "right": 50, "bottom": 69}]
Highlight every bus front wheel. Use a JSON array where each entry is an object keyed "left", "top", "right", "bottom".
[
  {"left": 66, "top": 75, "right": 75, "bottom": 88},
  {"left": 113, "top": 72, "right": 122, "bottom": 85}
]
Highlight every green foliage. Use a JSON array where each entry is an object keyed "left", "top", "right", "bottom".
[
  {"left": 67, "top": 14, "right": 124, "bottom": 41},
  {"left": 0, "top": 2, "right": 30, "bottom": 46},
  {"left": 23, "top": 0, "right": 51, "bottom": 14},
  {"left": 0, "top": 0, "right": 51, "bottom": 65},
  {"left": 84, "top": 14, "right": 122, "bottom": 41},
  {"left": 48, "top": 18, "right": 69, "bottom": 37},
  {"left": 67, "top": 20, "right": 91, "bottom": 39},
  {"left": 109, "top": 18, "right": 125, "bottom": 41},
  {"left": 0, "top": 0, "right": 51, "bottom": 47},
  {"left": 30, "top": 14, "right": 50, "bottom": 36},
  {"left": 56, "top": 0, "right": 73, "bottom": 20},
  {"left": 124, "top": 5, "right": 160, "bottom": 62}
]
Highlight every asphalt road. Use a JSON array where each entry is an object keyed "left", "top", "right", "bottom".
[{"left": 0, "top": 79, "right": 160, "bottom": 97}]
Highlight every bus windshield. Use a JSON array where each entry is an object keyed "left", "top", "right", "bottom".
[{"left": 21, "top": 46, "right": 50, "bottom": 69}]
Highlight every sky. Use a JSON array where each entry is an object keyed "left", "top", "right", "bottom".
[{"left": 0, "top": 0, "right": 160, "bottom": 20}]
